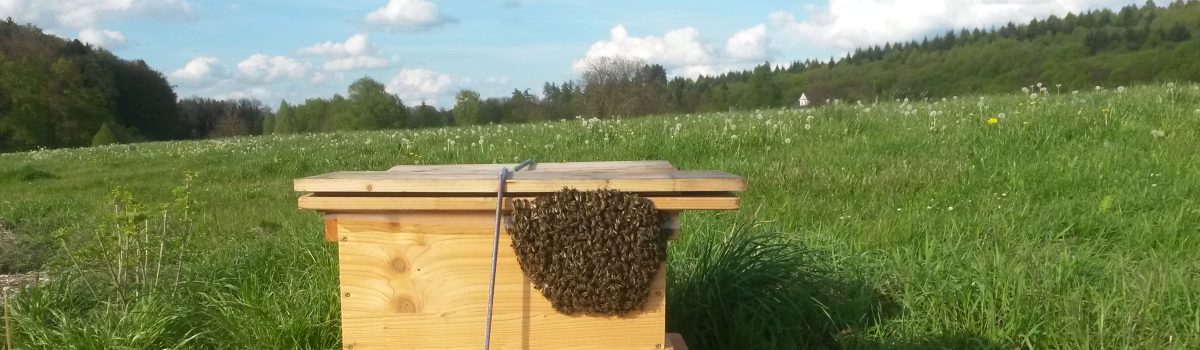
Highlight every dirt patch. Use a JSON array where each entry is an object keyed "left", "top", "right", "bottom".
[{"left": 1, "top": 272, "right": 41, "bottom": 295}]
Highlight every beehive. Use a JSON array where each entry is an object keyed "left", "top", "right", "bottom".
[{"left": 295, "top": 160, "right": 745, "bottom": 349}]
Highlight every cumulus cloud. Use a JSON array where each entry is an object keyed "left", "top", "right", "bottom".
[
  {"left": 298, "top": 33, "right": 393, "bottom": 71},
  {"left": 364, "top": 0, "right": 452, "bottom": 30},
  {"left": 170, "top": 56, "right": 225, "bottom": 85},
  {"left": 0, "top": 0, "right": 193, "bottom": 48},
  {"left": 386, "top": 68, "right": 454, "bottom": 104},
  {"left": 768, "top": 0, "right": 1142, "bottom": 51},
  {"left": 725, "top": 24, "right": 772, "bottom": 62},
  {"left": 77, "top": 28, "right": 127, "bottom": 49},
  {"left": 573, "top": 24, "right": 772, "bottom": 77},
  {"left": 237, "top": 54, "right": 308, "bottom": 84},
  {"left": 298, "top": 33, "right": 376, "bottom": 57}
]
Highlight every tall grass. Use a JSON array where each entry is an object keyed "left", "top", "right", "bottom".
[{"left": 1, "top": 83, "right": 1197, "bottom": 348}]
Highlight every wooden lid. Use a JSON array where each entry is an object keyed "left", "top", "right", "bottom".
[{"left": 295, "top": 160, "right": 745, "bottom": 211}]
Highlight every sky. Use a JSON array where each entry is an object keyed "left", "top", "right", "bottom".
[{"left": 0, "top": 0, "right": 1164, "bottom": 108}]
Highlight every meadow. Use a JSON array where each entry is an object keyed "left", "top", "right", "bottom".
[{"left": 1, "top": 83, "right": 1198, "bottom": 349}]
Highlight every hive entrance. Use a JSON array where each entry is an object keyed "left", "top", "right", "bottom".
[{"left": 507, "top": 188, "right": 666, "bottom": 316}]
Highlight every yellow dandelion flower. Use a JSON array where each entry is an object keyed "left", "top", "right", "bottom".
[{"left": 987, "top": 117, "right": 1000, "bottom": 126}]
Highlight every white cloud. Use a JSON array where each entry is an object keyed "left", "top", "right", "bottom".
[
  {"left": 237, "top": 54, "right": 308, "bottom": 84},
  {"left": 170, "top": 56, "right": 224, "bottom": 85},
  {"left": 298, "top": 33, "right": 376, "bottom": 57},
  {"left": 386, "top": 68, "right": 454, "bottom": 105},
  {"left": 298, "top": 33, "right": 394, "bottom": 72},
  {"left": 768, "top": 0, "right": 1143, "bottom": 51},
  {"left": 725, "top": 24, "right": 771, "bottom": 62},
  {"left": 364, "top": 0, "right": 450, "bottom": 30},
  {"left": 1, "top": 0, "right": 193, "bottom": 51},
  {"left": 77, "top": 28, "right": 127, "bottom": 49},
  {"left": 573, "top": 24, "right": 772, "bottom": 77}
]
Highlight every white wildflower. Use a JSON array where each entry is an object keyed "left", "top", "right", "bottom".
[{"left": 1151, "top": 129, "right": 1166, "bottom": 138}]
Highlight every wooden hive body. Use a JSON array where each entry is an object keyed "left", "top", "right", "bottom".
[{"left": 295, "top": 161, "right": 744, "bottom": 349}]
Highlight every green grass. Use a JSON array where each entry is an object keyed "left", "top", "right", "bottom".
[{"left": 2, "top": 83, "right": 1199, "bottom": 348}]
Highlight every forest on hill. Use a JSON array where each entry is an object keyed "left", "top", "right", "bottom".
[{"left": 4, "top": 1, "right": 1200, "bottom": 151}]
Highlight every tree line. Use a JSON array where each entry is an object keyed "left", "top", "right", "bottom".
[
  {"left": 5, "top": 1, "right": 1200, "bottom": 151},
  {"left": 440, "top": 0, "right": 1200, "bottom": 125}
]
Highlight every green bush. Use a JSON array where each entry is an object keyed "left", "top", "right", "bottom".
[
  {"left": 90, "top": 123, "right": 120, "bottom": 147},
  {"left": 666, "top": 216, "right": 883, "bottom": 349}
]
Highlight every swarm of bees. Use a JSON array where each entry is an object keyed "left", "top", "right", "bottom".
[{"left": 507, "top": 188, "right": 665, "bottom": 316}]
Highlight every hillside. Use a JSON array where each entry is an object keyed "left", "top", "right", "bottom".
[
  {"left": 0, "top": 19, "right": 181, "bottom": 152},
  {"left": 275, "top": 2, "right": 1200, "bottom": 131},
  {"left": 2, "top": 83, "right": 1197, "bottom": 348},
  {"left": 670, "top": 1, "right": 1200, "bottom": 111}
]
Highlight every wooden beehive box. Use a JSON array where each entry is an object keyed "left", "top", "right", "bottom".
[{"left": 295, "top": 161, "right": 745, "bottom": 349}]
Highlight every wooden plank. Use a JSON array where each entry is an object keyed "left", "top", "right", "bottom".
[
  {"left": 388, "top": 160, "right": 677, "bottom": 173},
  {"left": 299, "top": 194, "right": 739, "bottom": 211},
  {"left": 665, "top": 333, "right": 688, "bottom": 350},
  {"left": 336, "top": 216, "right": 667, "bottom": 349},
  {"left": 324, "top": 218, "right": 338, "bottom": 242},
  {"left": 323, "top": 212, "right": 684, "bottom": 240},
  {"left": 294, "top": 170, "right": 746, "bottom": 194}
]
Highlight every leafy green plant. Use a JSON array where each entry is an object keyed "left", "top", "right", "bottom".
[
  {"left": 53, "top": 172, "right": 198, "bottom": 303},
  {"left": 667, "top": 215, "right": 883, "bottom": 349}
]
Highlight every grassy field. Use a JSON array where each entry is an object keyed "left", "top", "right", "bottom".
[{"left": 2, "top": 83, "right": 1199, "bottom": 349}]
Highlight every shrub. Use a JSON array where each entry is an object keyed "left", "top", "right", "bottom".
[
  {"left": 666, "top": 216, "right": 875, "bottom": 349},
  {"left": 90, "top": 123, "right": 120, "bottom": 147}
]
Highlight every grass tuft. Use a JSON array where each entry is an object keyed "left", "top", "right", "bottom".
[{"left": 667, "top": 214, "right": 883, "bottom": 349}]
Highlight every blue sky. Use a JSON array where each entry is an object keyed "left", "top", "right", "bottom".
[{"left": 1, "top": 0, "right": 1158, "bottom": 108}]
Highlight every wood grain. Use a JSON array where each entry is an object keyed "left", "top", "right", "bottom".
[
  {"left": 387, "top": 160, "right": 677, "bottom": 173},
  {"left": 295, "top": 170, "right": 746, "bottom": 194},
  {"left": 324, "top": 218, "right": 338, "bottom": 242},
  {"left": 299, "top": 194, "right": 739, "bottom": 211},
  {"left": 336, "top": 216, "right": 668, "bottom": 349}
]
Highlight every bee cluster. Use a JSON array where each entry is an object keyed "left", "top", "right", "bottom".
[{"left": 507, "top": 188, "right": 665, "bottom": 316}]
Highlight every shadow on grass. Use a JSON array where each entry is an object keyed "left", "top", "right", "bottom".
[{"left": 665, "top": 214, "right": 905, "bottom": 350}]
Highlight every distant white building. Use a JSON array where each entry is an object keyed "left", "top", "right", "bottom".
[{"left": 797, "top": 93, "right": 809, "bottom": 108}]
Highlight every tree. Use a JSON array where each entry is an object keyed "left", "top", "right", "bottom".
[
  {"left": 91, "top": 123, "right": 119, "bottom": 146},
  {"left": 345, "top": 77, "right": 406, "bottom": 130},
  {"left": 414, "top": 103, "right": 443, "bottom": 128},
  {"left": 580, "top": 56, "right": 666, "bottom": 118},
  {"left": 110, "top": 59, "right": 183, "bottom": 140},
  {"left": 453, "top": 90, "right": 483, "bottom": 125},
  {"left": 273, "top": 101, "right": 295, "bottom": 134},
  {"left": 738, "top": 62, "right": 780, "bottom": 109},
  {"left": 581, "top": 56, "right": 643, "bottom": 117}
]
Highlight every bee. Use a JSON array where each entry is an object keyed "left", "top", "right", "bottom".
[{"left": 506, "top": 188, "right": 665, "bottom": 316}]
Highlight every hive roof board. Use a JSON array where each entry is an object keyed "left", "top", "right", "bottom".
[
  {"left": 295, "top": 161, "right": 745, "bottom": 211},
  {"left": 295, "top": 161, "right": 745, "bottom": 194}
]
